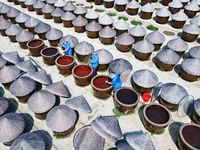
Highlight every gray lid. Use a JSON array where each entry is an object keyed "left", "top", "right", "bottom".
[
  {"left": 167, "top": 37, "right": 188, "bottom": 52},
  {"left": 141, "top": 3, "right": 155, "bottom": 12},
  {"left": 134, "top": 39, "right": 155, "bottom": 53},
  {"left": 146, "top": 30, "right": 165, "bottom": 44},
  {"left": 99, "top": 14, "right": 114, "bottom": 25},
  {"left": 171, "top": 11, "right": 188, "bottom": 21},
  {"left": 189, "top": 46, "right": 200, "bottom": 59},
  {"left": 2, "top": 51, "right": 21, "bottom": 64},
  {"left": 73, "top": 5, "right": 87, "bottom": 15},
  {"left": 124, "top": 131, "right": 156, "bottom": 150},
  {"left": 25, "top": 0, "right": 37, "bottom": 5},
  {"left": 25, "top": 17, "right": 40, "bottom": 28},
  {"left": 160, "top": 82, "right": 188, "bottom": 104},
  {"left": 180, "top": 0, "right": 190, "bottom": 2},
  {"left": 46, "top": 0, "right": 57, "bottom": 4},
  {"left": 74, "top": 41, "right": 94, "bottom": 55},
  {"left": 60, "top": 34, "right": 79, "bottom": 48},
  {"left": 132, "top": 69, "right": 158, "bottom": 88},
  {"left": 127, "top": 0, "right": 140, "bottom": 9},
  {"left": 109, "top": 58, "right": 132, "bottom": 75},
  {"left": 185, "top": 1, "right": 200, "bottom": 11},
  {"left": 16, "top": 30, "right": 34, "bottom": 42},
  {"left": 116, "top": 32, "right": 135, "bottom": 45},
  {"left": 45, "top": 81, "right": 71, "bottom": 97},
  {"left": 63, "top": 2, "right": 76, "bottom": 11},
  {"left": 0, "top": 113, "right": 25, "bottom": 143},
  {"left": 99, "top": 26, "right": 116, "bottom": 38},
  {"left": 46, "top": 105, "right": 77, "bottom": 132},
  {"left": 6, "top": 8, "right": 20, "bottom": 18},
  {"left": 34, "top": 21, "right": 51, "bottom": 34},
  {"left": 156, "top": 7, "right": 171, "bottom": 17},
  {"left": 194, "top": 98, "right": 200, "bottom": 116},
  {"left": 65, "top": 95, "right": 92, "bottom": 114},
  {"left": 45, "top": 28, "right": 63, "bottom": 40},
  {"left": 114, "top": 20, "right": 130, "bottom": 30},
  {"left": 51, "top": 7, "right": 65, "bottom": 17},
  {"left": 29, "top": 69, "right": 52, "bottom": 85},
  {"left": 72, "top": 15, "right": 88, "bottom": 26},
  {"left": 156, "top": 49, "right": 180, "bottom": 65},
  {"left": 10, "top": 76, "right": 36, "bottom": 97},
  {"left": 129, "top": 25, "right": 146, "bottom": 37},
  {"left": 183, "top": 23, "right": 200, "bottom": 34},
  {"left": 85, "top": 9, "right": 100, "bottom": 19},
  {"left": 54, "top": 0, "right": 66, "bottom": 7},
  {"left": 115, "top": 0, "right": 128, "bottom": 4},
  {"left": 85, "top": 21, "right": 102, "bottom": 32},
  {"left": 0, "top": 66, "right": 21, "bottom": 84},
  {"left": 192, "top": 0, "right": 200, "bottom": 5},
  {"left": 28, "top": 90, "right": 56, "bottom": 113},
  {"left": 0, "top": 56, "right": 7, "bottom": 69},
  {"left": 15, "top": 60, "right": 37, "bottom": 73},
  {"left": 0, "top": 4, "right": 11, "bottom": 14},
  {"left": 115, "top": 140, "right": 134, "bottom": 150},
  {"left": 33, "top": 0, "right": 45, "bottom": 9},
  {"left": 104, "top": 0, "right": 114, "bottom": 2},
  {"left": 61, "top": 11, "right": 76, "bottom": 21},
  {"left": 190, "top": 16, "right": 200, "bottom": 26},
  {"left": 0, "top": 97, "right": 9, "bottom": 116},
  {"left": 0, "top": 18, "right": 12, "bottom": 30},
  {"left": 10, "top": 132, "right": 45, "bottom": 150},
  {"left": 18, "top": 0, "right": 25, "bottom": 2},
  {"left": 0, "top": 2, "right": 3, "bottom": 8},
  {"left": 41, "top": 4, "right": 55, "bottom": 13},
  {"left": 181, "top": 58, "right": 200, "bottom": 75},
  {"left": 15, "top": 12, "right": 30, "bottom": 23},
  {"left": 96, "top": 49, "right": 113, "bottom": 64},
  {"left": 169, "top": 0, "right": 183, "bottom": 8}
]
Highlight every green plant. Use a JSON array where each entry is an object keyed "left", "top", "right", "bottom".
[
  {"left": 95, "top": 8, "right": 105, "bottom": 13},
  {"left": 150, "top": 129, "right": 164, "bottom": 136},
  {"left": 146, "top": 25, "right": 159, "bottom": 31},
  {"left": 68, "top": 0, "right": 76, "bottom": 3},
  {"left": 92, "top": 92, "right": 110, "bottom": 101},
  {"left": 27, "top": 52, "right": 32, "bottom": 56},
  {"left": 131, "top": 20, "right": 142, "bottom": 25},
  {"left": 112, "top": 107, "right": 125, "bottom": 117},
  {"left": 53, "top": 133, "right": 63, "bottom": 139},
  {"left": 107, "top": 12, "right": 116, "bottom": 17},
  {"left": 159, "top": 67, "right": 165, "bottom": 72},
  {"left": 118, "top": 16, "right": 129, "bottom": 21},
  {"left": 63, "top": 73, "right": 70, "bottom": 77}
]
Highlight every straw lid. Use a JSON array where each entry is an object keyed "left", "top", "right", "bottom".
[
  {"left": 124, "top": 131, "right": 156, "bottom": 150},
  {"left": 46, "top": 105, "right": 77, "bottom": 132},
  {"left": 15, "top": 60, "right": 37, "bottom": 73},
  {"left": 41, "top": 3, "right": 55, "bottom": 13},
  {"left": 2, "top": 51, "right": 21, "bottom": 64},
  {"left": 96, "top": 49, "right": 113, "bottom": 64},
  {"left": 185, "top": 1, "right": 200, "bottom": 11},
  {"left": 129, "top": 25, "right": 146, "bottom": 37},
  {"left": 134, "top": 39, "right": 155, "bottom": 53},
  {"left": 0, "top": 18, "right": 12, "bottom": 30},
  {"left": 29, "top": 69, "right": 52, "bottom": 85},
  {"left": 113, "top": 20, "right": 130, "bottom": 30},
  {"left": 171, "top": 11, "right": 188, "bottom": 21},
  {"left": 15, "top": 12, "right": 30, "bottom": 23},
  {"left": 46, "top": 0, "right": 57, "bottom": 4},
  {"left": 73, "top": 5, "right": 87, "bottom": 15},
  {"left": 160, "top": 82, "right": 188, "bottom": 104},
  {"left": 188, "top": 46, "right": 200, "bottom": 59},
  {"left": 60, "top": 34, "right": 79, "bottom": 48},
  {"left": 65, "top": 95, "right": 92, "bottom": 114},
  {"left": 156, "top": 7, "right": 171, "bottom": 17},
  {"left": 181, "top": 58, "right": 200, "bottom": 76},
  {"left": 33, "top": 0, "right": 45, "bottom": 9},
  {"left": 156, "top": 49, "right": 180, "bottom": 65},
  {"left": 109, "top": 58, "right": 132, "bottom": 75},
  {"left": 25, "top": 0, "right": 37, "bottom": 5},
  {"left": 61, "top": 11, "right": 76, "bottom": 21},
  {"left": 115, "top": 139, "right": 133, "bottom": 150},
  {"left": 167, "top": 37, "right": 188, "bottom": 52},
  {"left": 141, "top": 3, "right": 155, "bottom": 12},
  {"left": 34, "top": 21, "right": 51, "bottom": 34},
  {"left": 10, "top": 76, "right": 36, "bottom": 97},
  {"left": 74, "top": 41, "right": 94, "bottom": 55},
  {"left": 0, "top": 97, "right": 9, "bottom": 116},
  {"left": 127, "top": 0, "right": 141, "bottom": 9},
  {"left": 168, "top": 0, "right": 183, "bottom": 8},
  {"left": 99, "top": 26, "right": 116, "bottom": 38},
  {"left": 85, "top": 21, "right": 102, "bottom": 32},
  {"left": 72, "top": 15, "right": 88, "bottom": 27},
  {"left": 25, "top": 17, "right": 40, "bottom": 28},
  {"left": 116, "top": 32, "right": 135, "bottom": 45},
  {"left": 6, "top": 8, "right": 20, "bottom": 18},
  {"left": 45, "top": 81, "right": 71, "bottom": 97},
  {"left": 190, "top": 16, "right": 200, "bottom": 26},
  {"left": 0, "top": 113, "right": 25, "bottom": 143},
  {"left": 194, "top": 98, "right": 200, "bottom": 116},
  {"left": 28, "top": 90, "right": 56, "bottom": 113},
  {"left": 183, "top": 23, "right": 200, "bottom": 34},
  {"left": 115, "top": 0, "right": 128, "bottom": 4},
  {"left": 51, "top": 7, "right": 65, "bottom": 17},
  {"left": 63, "top": 2, "right": 76, "bottom": 12},
  {"left": 132, "top": 69, "right": 158, "bottom": 88},
  {"left": 0, "top": 4, "right": 11, "bottom": 14},
  {"left": 0, "top": 55, "right": 7, "bottom": 69},
  {"left": 98, "top": 14, "right": 114, "bottom": 25},
  {"left": 54, "top": 0, "right": 66, "bottom": 7},
  {"left": 146, "top": 30, "right": 165, "bottom": 44},
  {"left": 85, "top": 9, "right": 100, "bottom": 19},
  {"left": 16, "top": 30, "right": 34, "bottom": 42},
  {"left": 10, "top": 132, "right": 45, "bottom": 150},
  {"left": 45, "top": 28, "right": 63, "bottom": 40}
]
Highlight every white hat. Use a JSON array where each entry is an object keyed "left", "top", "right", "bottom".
[{"left": 109, "top": 73, "right": 115, "bottom": 79}]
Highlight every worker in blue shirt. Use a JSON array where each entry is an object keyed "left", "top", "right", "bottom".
[
  {"left": 89, "top": 52, "right": 99, "bottom": 77},
  {"left": 61, "top": 41, "right": 72, "bottom": 56},
  {"left": 106, "top": 73, "right": 122, "bottom": 93}
]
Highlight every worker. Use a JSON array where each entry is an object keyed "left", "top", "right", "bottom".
[
  {"left": 60, "top": 41, "right": 72, "bottom": 56},
  {"left": 89, "top": 52, "right": 99, "bottom": 77},
  {"left": 106, "top": 73, "right": 122, "bottom": 93}
]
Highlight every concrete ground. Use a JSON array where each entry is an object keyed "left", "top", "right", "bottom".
[{"left": 0, "top": 0, "right": 200, "bottom": 149}]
